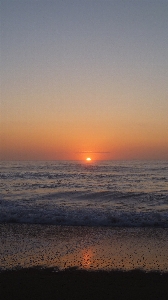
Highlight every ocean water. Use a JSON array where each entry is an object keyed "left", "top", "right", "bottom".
[{"left": 0, "top": 160, "right": 168, "bottom": 228}]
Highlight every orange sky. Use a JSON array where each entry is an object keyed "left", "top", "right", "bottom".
[
  {"left": 1, "top": 117, "right": 168, "bottom": 160},
  {"left": 1, "top": 1, "right": 168, "bottom": 161}
]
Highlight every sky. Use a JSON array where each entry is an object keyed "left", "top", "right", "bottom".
[{"left": 1, "top": 0, "right": 168, "bottom": 161}]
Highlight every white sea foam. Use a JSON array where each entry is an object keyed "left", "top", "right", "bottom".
[{"left": 1, "top": 196, "right": 168, "bottom": 227}]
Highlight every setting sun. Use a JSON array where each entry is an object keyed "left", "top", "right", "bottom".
[{"left": 86, "top": 157, "right": 92, "bottom": 161}]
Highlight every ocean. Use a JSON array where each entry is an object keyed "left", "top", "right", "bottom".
[
  {"left": 1, "top": 160, "right": 168, "bottom": 272},
  {"left": 1, "top": 160, "right": 168, "bottom": 228}
]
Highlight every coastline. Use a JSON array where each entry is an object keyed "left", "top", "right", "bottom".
[
  {"left": 1, "top": 224, "right": 168, "bottom": 272},
  {"left": 1, "top": 224, "right": 168, "bottom": 299}
]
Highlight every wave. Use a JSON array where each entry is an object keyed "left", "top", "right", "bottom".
[
  {"left": 1, "top": 203, "right": 168, "bottom": 228},
  {"left": 1, "top": 161, "right": 167, "bottom": 228}
]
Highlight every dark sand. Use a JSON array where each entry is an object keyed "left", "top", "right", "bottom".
[{"left": 0, "top": 267, "right": 168, "bottom": 300}]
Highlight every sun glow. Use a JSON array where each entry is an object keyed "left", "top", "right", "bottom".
[{"left": 86, "top": 157, "right": 92, "bottom": 161}]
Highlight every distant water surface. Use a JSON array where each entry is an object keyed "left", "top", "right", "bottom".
[{"left": 0, "top": 160, "right": 168, "bottom": 227}]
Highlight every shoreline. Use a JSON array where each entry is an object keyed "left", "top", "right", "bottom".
[
  {"left": 1, "top": 224, "right": 168, "bottom": 299},
  {"left": 1, "top": 267, "right": 168, "bottom": 300},
  {"left": 1, "top": 224, "right": 168, "bottom": 272}
]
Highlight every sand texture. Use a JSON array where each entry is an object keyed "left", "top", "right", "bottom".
[{"left": 1, "top": 224, "right": 168, "bottom": 272}]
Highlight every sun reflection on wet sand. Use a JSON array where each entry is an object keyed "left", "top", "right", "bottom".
[
  {"left": 81, "top": 248, "right": 93, "bottom": 269},
  {"left": 0, "top": 225, "right": 168, "bottom": 272}
]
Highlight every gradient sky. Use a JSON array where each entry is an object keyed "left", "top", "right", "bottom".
[{"left": 1, "top": 0, "right": 168, "bottom": 160}]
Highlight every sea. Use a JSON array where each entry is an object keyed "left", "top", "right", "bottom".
[{"left": 1, "top": 160, "right": 168, "bottom": 228}]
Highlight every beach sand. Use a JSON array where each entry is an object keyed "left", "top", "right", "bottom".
[
  {"left": 1, "top": 267, "right": 168, "bottom": 300},
  {"left": 0, "top": 224, "right": 168, "bottom": 299}
]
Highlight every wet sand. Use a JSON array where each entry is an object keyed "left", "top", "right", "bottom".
[
  {"left": 0, "top": 224, "right": 168, "bottom": 299},
  {"left": 1, "top": 224, "right": 168, "bottom": 272}
]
